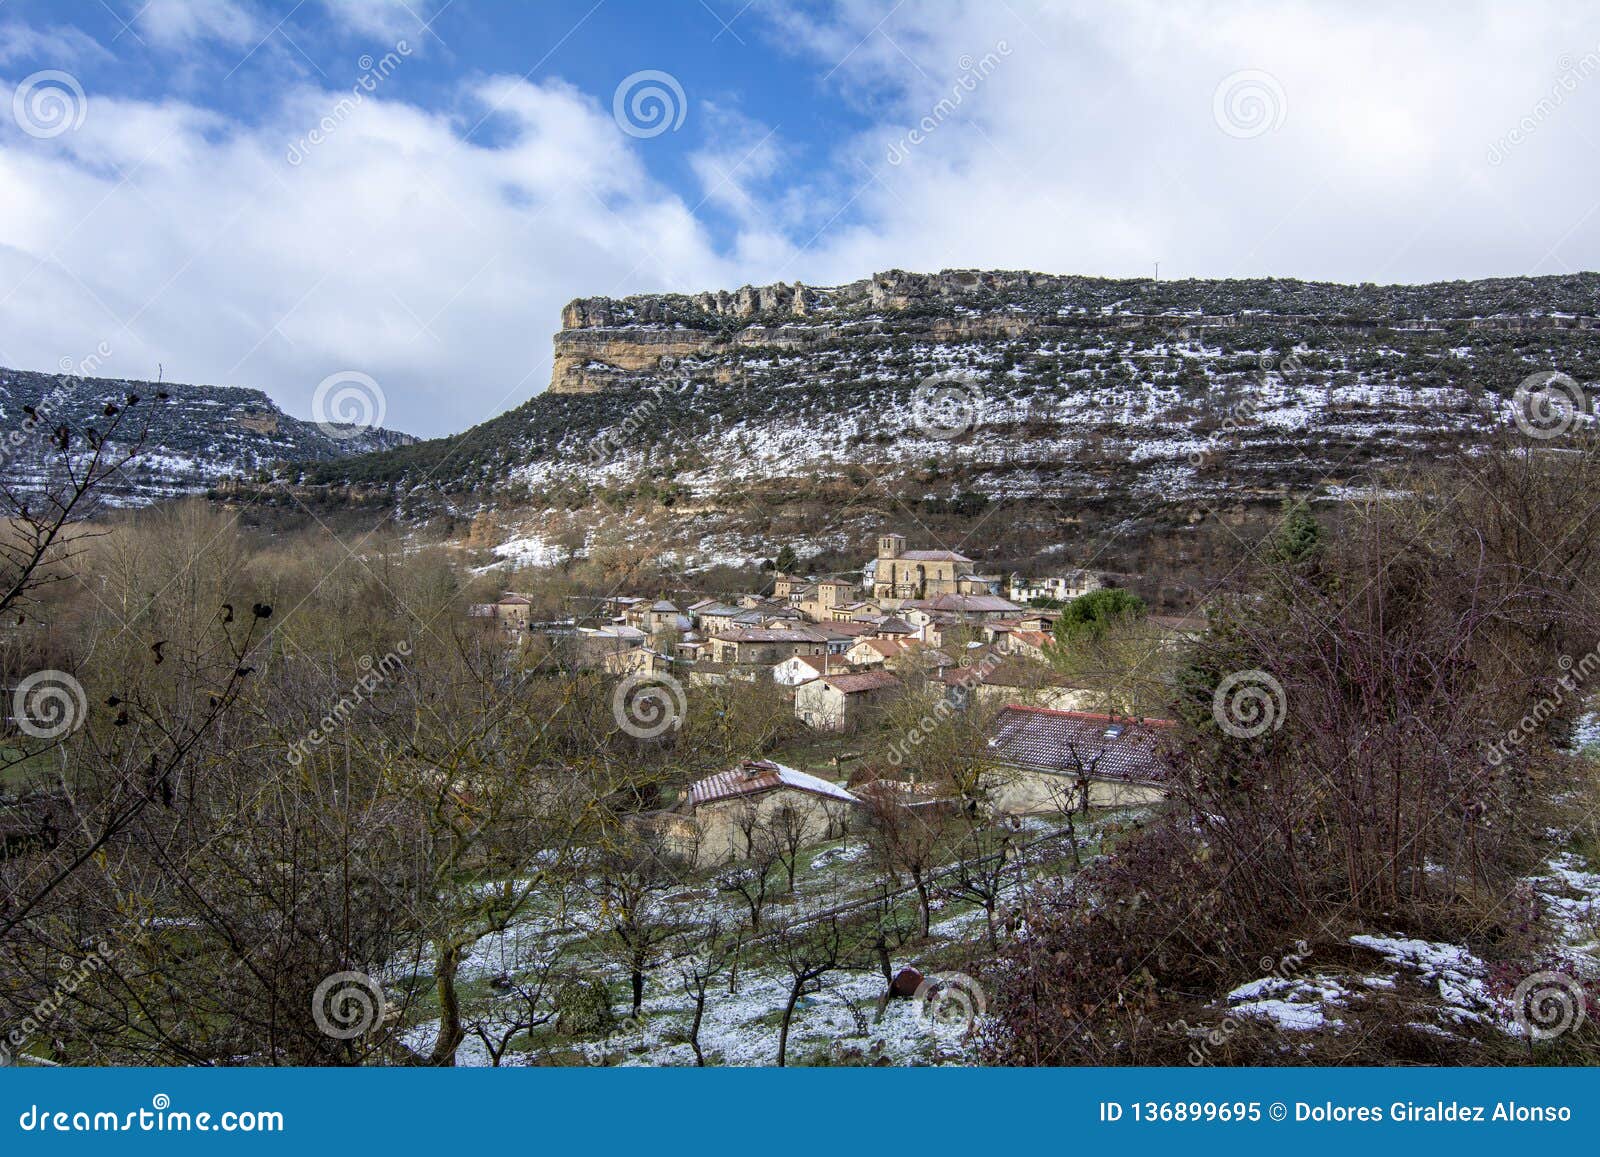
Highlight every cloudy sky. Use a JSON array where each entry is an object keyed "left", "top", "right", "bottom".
[{"left": 1, "top": 0, "right": 1598, "bottom": 437}]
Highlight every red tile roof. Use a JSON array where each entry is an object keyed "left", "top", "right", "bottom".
[
  {"left": 689, "top": 760, "right": 859, "bottom": 806},
  {"left": 988, "top": 705, "right": 1175, "bottom": 784},
  {"left": 820, "top": 670, "right": 902, "bottom": 694}
]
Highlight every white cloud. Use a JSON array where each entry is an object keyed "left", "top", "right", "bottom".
[
  {"left": 137, "top": 0, "right": 265, "bottom": 49},
  {"left": 0, "top": 72, "right": 734, "bottom": 437},
  {"left": 745, "top": 0, "right": 1600, "bottom": 285},
  {"left": 0, "top": 23, "right": 110, "bottom": 66},
  {"left": 317, "top": 0, "right": 436, "bottom": 44}
]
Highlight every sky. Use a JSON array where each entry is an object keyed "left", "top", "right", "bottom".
[{"left": 1, "top": 0, "right": 1599, "bottom": 437}]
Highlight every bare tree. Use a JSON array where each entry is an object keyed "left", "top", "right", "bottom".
[
  {"left": 775, "top": 915, "right": 857, "bottom": 1067},
  {"left": 675, "top": 917, "right": 737, "bottom": 1066},
  {"left": 860, "top": 789, "right": 948, "bottom": 938}
]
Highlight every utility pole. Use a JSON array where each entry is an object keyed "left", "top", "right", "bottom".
[{"left": 1153, "top": 260, "right": 1160, "bottom": 282}]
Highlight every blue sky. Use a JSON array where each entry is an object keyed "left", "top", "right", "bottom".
[
  {"left": 0, "top": 0, "right": 875, "bottom": 253},
  {"left": 2, "top": 1, "right": 1599, "bottom": 436}
]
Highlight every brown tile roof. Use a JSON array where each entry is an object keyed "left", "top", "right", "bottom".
[
  {"left": 689, "top": 760, "right": 859, "bottom": 807},
  {"left": 853, "top": 638, "right": 906, "bottom": 658},
  {"left": 711, "top": 628, "right": 826, "bottom": 643},
  {"left": 988, "top": 705, "right": 1175, "bottom": 784},
  {"left": 820, "top": 670, "right": 903, "bottom": 694}
]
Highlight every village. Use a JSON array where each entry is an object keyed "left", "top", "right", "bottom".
[{"left": 467, "top": 532, "right": 1198, "bottom": 878}]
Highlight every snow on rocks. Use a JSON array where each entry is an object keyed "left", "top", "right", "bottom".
[
  {"left": 1349, "top": 935, "right": 1496, "bottom": 1026},
  {"left": 1226, "top": 975, "right": 1350, "bottom": 1031}
]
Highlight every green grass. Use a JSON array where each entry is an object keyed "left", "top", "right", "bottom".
[{"left": 0, "top": 744, "right": 58, "bottom": 793}]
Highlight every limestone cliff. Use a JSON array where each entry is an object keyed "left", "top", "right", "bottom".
[{"left": 549, "top": 268, "right": 1600, "bottom": 395}]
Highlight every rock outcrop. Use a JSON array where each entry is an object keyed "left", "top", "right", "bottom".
[{"left": 549, "top": 267, "right": 1600, "bottom": 395}]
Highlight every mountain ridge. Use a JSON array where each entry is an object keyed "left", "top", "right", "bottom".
[{"left": 0, "top": 365, "right": 416, "bottom": 503}]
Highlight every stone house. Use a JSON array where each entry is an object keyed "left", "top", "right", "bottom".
[
  {"left": 941, "top": 658, "right": 1104, "bottom": 713},
  {"left": 666, "top": 759, "right": 859, "bottom": 868},
  {"left": 1007, "top": 570, "right": 1104, "bottom": 605},
  {"left": 709, "top": 628, "right": 828, "bottom": 666},
  {"left": 797, "top": 578, "right": 858, "bottom": 622},
  {"left": 985, "top": 705, "right": 1174, "bottom": 812},
  {"left": 795, "top": 669, "right": 902, "bottom": 731},
  {"left": 466, "top": 593, "right": 535, "bottom": 640},
  {"left": 1006, "top": 630, "right": 1053, "bottom": 662},
  {"left": 846, "top": 637, "right": 907, "bottom": 668},
  {"left": 574, "top": 623, "right": 647, "bottom": 667}
]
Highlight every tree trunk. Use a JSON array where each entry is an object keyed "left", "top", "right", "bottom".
[
  {"left": 631, "top": 968, "right": 645, "bottom": 1018},
  {"left": 688, "top": 992, "right": 707, "bottom": 1066},
  {"left": 777, "top": 980, "right": 803, "bottom": 1067},
  {"left": 429, "top": 941, "right": 466, "bottom": 1066}
]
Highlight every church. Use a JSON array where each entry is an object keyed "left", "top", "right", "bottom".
[{"left": 868, "top": 533, "right": 1002, "bottom": 607}]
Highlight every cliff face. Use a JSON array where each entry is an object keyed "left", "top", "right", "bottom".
[
  {"left": 305, "top": 268, "right": 1600, "bottom": 542},
  {"left": 550, "top": 271, "right": 1071, "bottom": 392},
  {"left": 549, "top": 268, "right": 1600, "bottom": 395}
]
